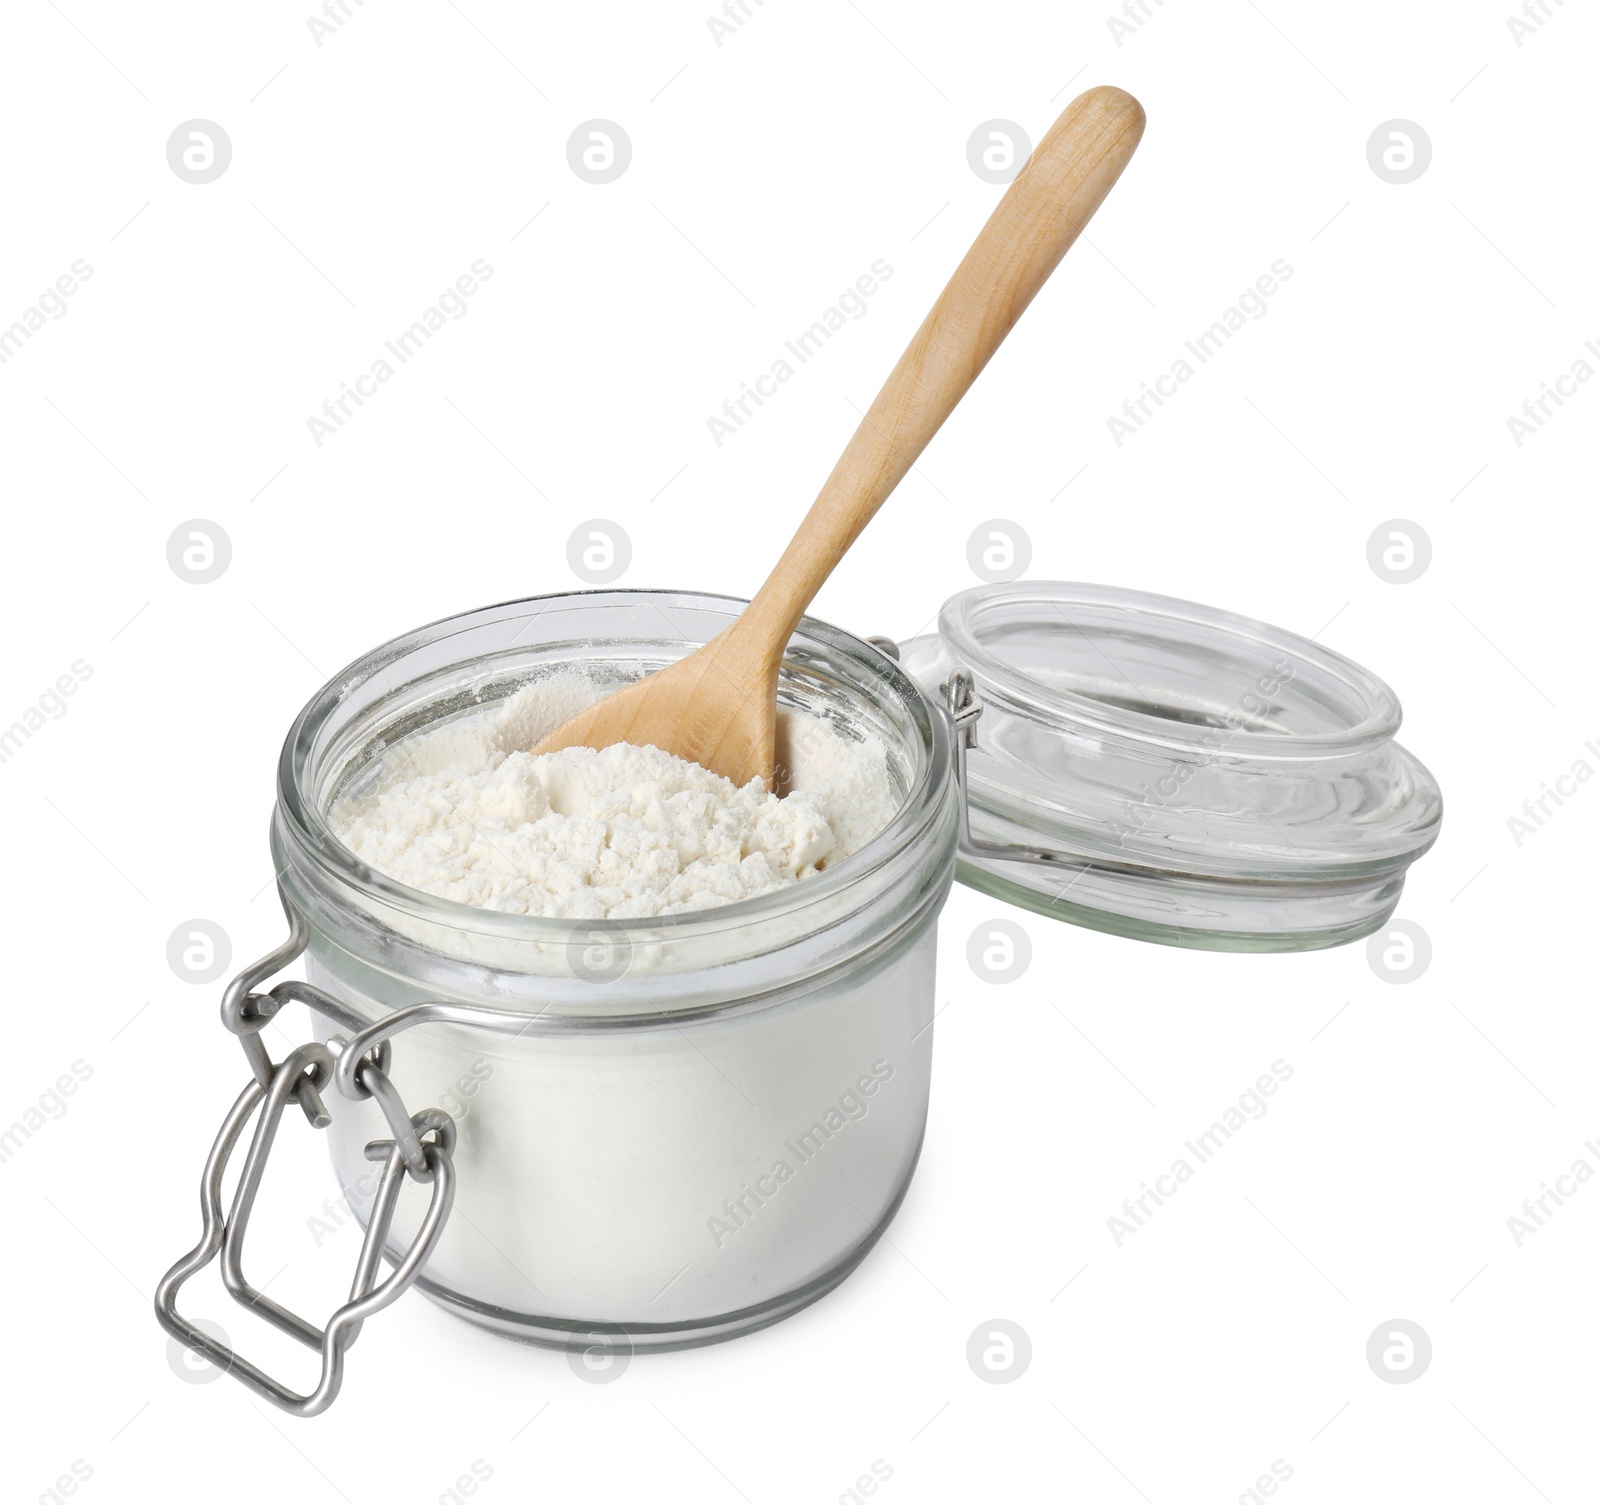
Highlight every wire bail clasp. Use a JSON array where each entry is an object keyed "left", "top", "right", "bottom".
[{"left": 154, "top": 1037, "right": 457, "bottom": 1418}]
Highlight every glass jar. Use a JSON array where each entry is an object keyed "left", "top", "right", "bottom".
[
  {"left": 270, "top": 590, "right": 956, "bottom": 1350},
  {"left": 158, "top": 579, "right": 1441, "bottom": 1414}
]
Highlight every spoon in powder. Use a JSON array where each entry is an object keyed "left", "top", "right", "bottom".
[{"left": 537, "top": 85, "right": 1146, "bottom": 787}]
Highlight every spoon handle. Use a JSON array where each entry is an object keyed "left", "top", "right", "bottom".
[{"left": 740, "top": 85, "right": 1145, "bottom": 655}]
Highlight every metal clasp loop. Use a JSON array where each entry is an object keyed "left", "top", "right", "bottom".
[
  {"left": 154, "top": 1042, "right": 456, "bottom": 1417},
  {"left": 219, "top": 897, "right": 331, "bottom": 1128}
]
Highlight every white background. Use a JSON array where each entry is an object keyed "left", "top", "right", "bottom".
[{"left": 2, "top": 0, "right": 1596, "bottom": 1501}]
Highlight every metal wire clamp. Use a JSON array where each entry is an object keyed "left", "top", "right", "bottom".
[{"left": 155, "top": 919, "right": 462, "bottom": 1417}]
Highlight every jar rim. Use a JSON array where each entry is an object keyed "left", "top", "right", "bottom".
[
  {"left": 275, "top": 589, "right": 951, "bottom": 943},
  {"left": 939, "top": 581, "right": 1402, "bottom": 759}
]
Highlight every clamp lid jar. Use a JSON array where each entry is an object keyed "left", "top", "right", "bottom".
[
  {"left": 154, "top": 580, "right": 1443, "bottom": 1419},
  {"left": 899, "top": 581, "right": 1442, "bottom": 951}
]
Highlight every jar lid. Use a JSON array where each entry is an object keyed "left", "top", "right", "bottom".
[{"left": 897, "top": 582, "right": 1442, "bottom": 952}]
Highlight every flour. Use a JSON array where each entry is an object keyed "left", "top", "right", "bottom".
[{"left": 332, "top": 673, "right": 898, "bottom": 919}]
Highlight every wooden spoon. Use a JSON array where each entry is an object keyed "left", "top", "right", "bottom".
[{"left": 537, "top": 85, "right": 1146, "bottom": 786}]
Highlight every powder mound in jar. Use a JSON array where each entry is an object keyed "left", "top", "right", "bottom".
[{"left": 331, "top": 673, "right": 899, "bottom": 920}]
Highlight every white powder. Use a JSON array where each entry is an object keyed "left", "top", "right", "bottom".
[{"left": 332, "top": 673, "right": 898, "bottom": 919}]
